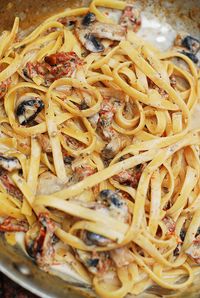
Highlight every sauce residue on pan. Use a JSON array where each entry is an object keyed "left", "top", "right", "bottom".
[{"left": 0, "top": 0, "right": 90, "bottom": 31}]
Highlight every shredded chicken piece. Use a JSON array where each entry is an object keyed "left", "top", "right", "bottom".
[
  {"left": 120, "top": 5, "right": 141, "bottom": 32},
  {"left": 37, "top": 172, "right": 67, "bottom": 195},
  {"left": 148, "top": 79, "right": 168, "bottom": 99},
  {"left": 73, "top": 164, "right": 96, "bottom": 182},
  {"left": 0, "top": 78, "right": 11, "bottom": 99},
  {"left": 110, "top": 247, "right": 134, "bottom": 267},
  {"left": 91, "top": 22, "right": 125, "bottom": 41},
  {"left": 37, "top": 134, "right": 52, "bottom": 153},
  {"left": 186, "top": 235, "right": 200, "bottom": 264},
  {"left": 0, "top": 170, "right": 23, "bottom": 200},
  {"left": 113, "top": 164, "right": 146, "bottom": 188},
  {"left": 162, "top": 216, "right": 176, "bottom": 235},
  {"left": 97, "top": 100, "right": 116, "bottom": 141}
]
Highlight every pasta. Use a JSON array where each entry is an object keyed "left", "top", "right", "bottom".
[{"left": 0, "top": 1, "right": 200, "bottom": 297}]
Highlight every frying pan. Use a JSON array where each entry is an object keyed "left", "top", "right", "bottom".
[{"left": 0, "top": 0, "right": 200, "bottom": 297}]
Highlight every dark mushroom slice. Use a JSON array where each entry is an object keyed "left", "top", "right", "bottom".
[
  {"left": 77, "top": 30, "right": 105, "bottom": 52},
  {"left": 180, "top": 228, "right": 186, "bottom": 241},
  {"left": 82, "top": 13, "right": 96, "bottom": 26},
  {"left": 75, "top": 17, "right": 104, "bottom": 53},
  {"left": 173, "top": 228, "right": 186, "bottom": 256},
  {"left": 76, "top": 249, "right": 110, "bottom": 275},
  {"left": 82, "top": 231, "right": 111, "bottom": 247},
  {"left": 181, "top": 35, "right": 200, "bottom": 53},
  {"left": 98, "top": 189, "right": 124, "bottom": 208},
  {"left": 63, "top": 155, "right": 75, "bottom": 165},
  {"left": 85, "top": 33, "right": 105, "bottom": 52},
  {"left": 98, "top": 190, "right": 129, "bottom": 222},
  {"left": 16, "top": 93, "right": 45, "bottom": 125},
  {"left": 173, "top": 244, "right": 181, "bottom": 257},
  {"left": 0, "top": 156, "right": 21, "bottom": 172},
  {"left": 76, "top": 249, "right": 99, "bottom": 274},
  {"left": 76, "top": 14, "right": 126, "bottom": 52},
  {"left": 181, "top": 50, "right": 199, "bottom": 64}
]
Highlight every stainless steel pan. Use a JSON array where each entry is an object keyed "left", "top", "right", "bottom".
[{"left": 0, "top": 0, "right": 199, "bottom": 297}]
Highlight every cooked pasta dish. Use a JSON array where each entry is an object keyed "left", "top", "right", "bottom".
[{"left": 0, "top": 0, "right": 200, "bottom": 297}]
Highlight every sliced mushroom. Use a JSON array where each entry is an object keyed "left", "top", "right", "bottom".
[
  {"left": 98, "top": 189, "right": 129, "bottom": 223},
  {"left": 75, "top": 12, "right": 126, "bottom": 53},
  {"left": 180, "top": 228, "right": 186, "bottom": 241},
  {"left": 63, "top": 155, "right": 75, "bottom": 165},
  {"left": 82, "top": 13, "right": 96, "bottom": 26},
  {"left": 181, "top": 35, "right": 200, "bottom": 53},
  {"left": 173, "top": 243, "right": 182, "bottom": 257},
  {"left": 98, "top": 189, "right": 124, "bottom": 208},
  {"left": 174, "top": 33, "right": 200, "bottom": 64},
  {"left": 76, "top": 30, "right": 105, "bottom": 52},
  {"left": 16, "top": 93, "right": 44, "bottom": 125},
  {"left": 0, "top": 156, "right": 21, "bottom": 172},
  {"left": 76, "top": 249, "right": 111, "bottom": 275},
  {"left": 75, "top": 13, "right": 104, "bottom": 52},
  {"left": 181, "top": 50, "right": 199, "bottom": 64},
  {"left": 82, "top": 231, "right": 111, "bottom": 247}
]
